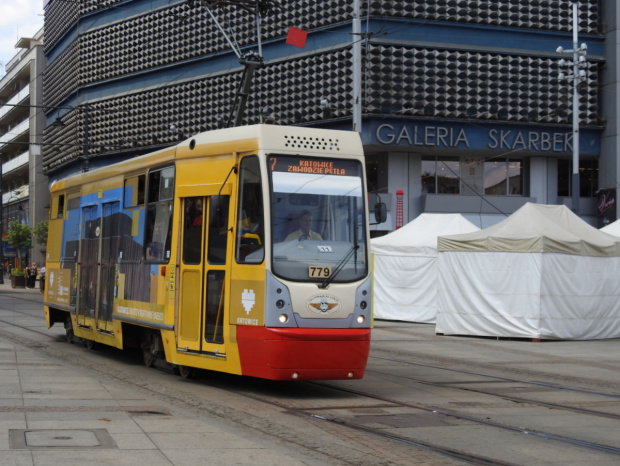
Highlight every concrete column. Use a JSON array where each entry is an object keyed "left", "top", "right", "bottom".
[
  {"left": 29, "top": 44, "right": 48, "bottom": 267},
  {"left": 529, "top": 157, "right": 548, "bottom": 204},
  {"left": 600, "top": 1, "right": 620, "bottom": 216},
  {"left": 408, "top": 153, "right": 423, "bottom": 220}
]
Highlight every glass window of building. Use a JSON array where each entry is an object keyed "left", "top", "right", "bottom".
[
  {"left": 557, "top": 159, "right": 598, "bottom": 197},
  {"left": 423, "top": 156, "right": 522, "bottom": 196},
  {"left": 484, "top": 159, "right": 523, "bottom": 195},
  {"left": 422, "top": 157, "right": 460, "bottom": 194},
  {"left": 365, "top": 153, "right": 388, "bottom": 196}
]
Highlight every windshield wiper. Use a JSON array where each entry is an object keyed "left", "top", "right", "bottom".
[{"left": 319, "top": 244, "right": 359, "bottom": 289}]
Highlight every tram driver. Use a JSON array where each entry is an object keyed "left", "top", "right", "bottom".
[{"left": 285, "top": 210, "right": 322, "bottom": 242}]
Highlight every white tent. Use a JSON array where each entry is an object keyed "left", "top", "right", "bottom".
[
  {"left": 436, "top": 203, "right": 620, "bottom": 340},
  {"left": 371, "top": 214, "right": 479, "bottom": 323},
  {"left": 601, "top": 218, "right": 620, "bottom": 237}
]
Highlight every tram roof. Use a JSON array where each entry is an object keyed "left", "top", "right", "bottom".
[{"left": 49, "top": 125, "right": 363, "bottom": 192}]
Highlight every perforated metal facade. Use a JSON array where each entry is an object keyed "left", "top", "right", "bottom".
[
  {"left": 42, "top": 0, "right": 603, "bottom": 175},
  {"left": 365, "top": 45, "right": 599, "bottom": 125}
]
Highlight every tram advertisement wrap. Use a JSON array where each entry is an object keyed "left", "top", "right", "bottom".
[
  {"left": 46, "top": 269, "right": 72, "bottom": 306},
  {"left": 230, "top": 280, "right": 265, "bottom": 326},
  {"left": 114, "top": 300, "right": 165, "bottom": 324}
]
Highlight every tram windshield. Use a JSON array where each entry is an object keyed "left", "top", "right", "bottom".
[{"left": 268, "top": 155, "right": 367, "bottom": 283}]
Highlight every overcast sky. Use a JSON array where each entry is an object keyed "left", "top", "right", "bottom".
[{"left": 0, "top": 0, "right": 44, "bottom": 74}]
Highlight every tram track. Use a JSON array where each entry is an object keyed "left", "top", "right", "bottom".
[
  {"left": 311, "top": 382, "right": 620, "bottom": 457},
  {"left": 215, "top": 369, "right": 620, "bottom": 462},
  {"left": 229, "top": 384, "right": 520, "bottom": 466},
  {"left": 184, "top": 354, "right": 620, "bottom": 464},
  {"left": 0, "top": 304, "right": 440, "bottom": 465},
  {"left": 365, "top": 357, "right": 620, "bottom": 421},
  {"left": 2, "top": 296, "right": 620, "bottom": 464},
  {"left": 374, "top": 325, "right": 620, "bottom": 391},
  {"left": 0, "top": 303, "right": 514, "bottom": 465}
]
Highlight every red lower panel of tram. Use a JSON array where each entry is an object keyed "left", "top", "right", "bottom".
[{"left": 237, "top": 326, "right": 371, "bottom": 381}]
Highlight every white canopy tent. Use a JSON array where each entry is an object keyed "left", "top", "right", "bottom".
[
  {"left": 371, "top": 214, "right": 479, "bottom": 323},
  {"left": 601, "top": 218, "right": 620, "bottom": 237},
  {"left": 436, "top": 203, "right": 620, "bottom": 340}
]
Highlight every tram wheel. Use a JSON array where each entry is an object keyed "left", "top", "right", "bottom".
[
  {"left": 83, "top": 338, "right": 96, "bottom": 350},
  {"left": 141, "top": 333, "right": 157, "bottom": 368},
  {"left": 64, "top": 316, "right": 74, "bottom": 344},
  {"left": 177, "top": 365, "right": 195, "bottom": 379}
]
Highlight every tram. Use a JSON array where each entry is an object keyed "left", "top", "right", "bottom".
[{"left": 44, "top": 124, "right": 384, "bottom": 380}]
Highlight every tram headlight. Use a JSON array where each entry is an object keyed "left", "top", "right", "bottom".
[
  {"left": 276, "top": 299, "right": 285, "bottom": 309},
  {"left": 278, "top": 314, "right": 289, "bottom": 323},
  {"left": 356, "top": 315, "right": 365, "bottom": 324},
  {"left": 360, "top": 300, "right": 367, "bottom": 310}
]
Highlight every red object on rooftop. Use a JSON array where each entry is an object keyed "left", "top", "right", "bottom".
[{"left": 286, "top": 27, "right": 308, "bottom": 48}]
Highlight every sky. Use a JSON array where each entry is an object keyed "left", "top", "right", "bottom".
[{"left": 0, "top": 0, "right": 44, "bottom": 73}]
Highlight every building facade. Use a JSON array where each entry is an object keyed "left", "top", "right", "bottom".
[
  {"left": 0, "top": 29, "right": 47, "bottom": 267},
  {"left": 41, "top": 1, "right": 616, "bottom": 232}
]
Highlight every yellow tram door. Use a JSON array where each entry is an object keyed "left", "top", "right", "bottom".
[{"left": 177, "top": 195, "right": 230, "bottom": 355}]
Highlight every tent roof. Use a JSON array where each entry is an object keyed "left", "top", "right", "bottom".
[
  {"left": 371, "top": 213, "right": 479, "bottom": 255},
  {"left": 601, "top": 218, "right": 620, "bottom": 237},
  {"left": 437, "top": 203, "right": 620, "bottom": 256}
]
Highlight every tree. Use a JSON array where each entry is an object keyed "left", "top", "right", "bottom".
[
  {"left": 3, "top": 221, "right": 32, "bottom": 272},
  {"left": 33, "top": 221, "right": 48, "bottom": 248}
]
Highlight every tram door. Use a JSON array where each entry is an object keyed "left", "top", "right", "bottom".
[
  {"left": 178, "top": 195, "right": 230, "bottom": 353},
  {"left": 77, "top": 205, "right": 100, "bottom": 328},
  {"left": 97, "top": 202, "right": 120, "bottom": 333},
  {"left": 77, "top": 202, "right": 121, "bottom": 332}
]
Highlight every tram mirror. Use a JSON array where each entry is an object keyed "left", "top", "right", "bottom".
[{"left": 374, "top": 202, "right": 387, "bottom": 224}]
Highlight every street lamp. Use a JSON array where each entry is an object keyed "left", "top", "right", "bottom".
[{"left": 556, "top": 1, "right": 588, "bottom": 214}]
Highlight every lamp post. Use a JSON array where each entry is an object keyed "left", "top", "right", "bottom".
[
  {"left": 352, "top": 0, "right": 362, "bottom": 134},
  {"left": 556, "top": 1, "right": 588, "bottom": 214}
]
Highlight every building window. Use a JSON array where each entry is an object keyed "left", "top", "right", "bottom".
[
  {"left": 366, "top": 153, "right": 388, "bottom": 195},
  {"left": 557, "top": 159, "right": 598, "bottom": 197},
  {"left": 422, "top": 157, "right": 460, "bottom": 194},
  {"left": 423, "top": 156, "right": 522, "bottom": 196},
  {"left": 484, "top": 159, "right": 522, "bottom": 195}
]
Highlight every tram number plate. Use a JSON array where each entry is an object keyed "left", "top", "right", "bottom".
[{"left": 309, "top": 266, "right": 332, "bottom": 278}]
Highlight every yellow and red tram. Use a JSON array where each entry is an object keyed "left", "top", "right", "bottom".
[{"left": 44, "top": 124, "right": 377, "bottom": 380}]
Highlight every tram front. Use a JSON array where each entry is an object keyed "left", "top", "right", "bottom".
[{"left": 235, "top": 152, "right": 374, "bottom": 380}]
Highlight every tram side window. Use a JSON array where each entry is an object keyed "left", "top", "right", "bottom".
[
  {"left": 148, "top": 167, "right": 174, "bottom": 202},
  {"left": 145, "top": 166, "right": 174, "bottom": 262},
  {"left": 183, "top": 197, "right": 203, "bottom": 265},
  {"left": 236, "top": 156, "right": 264, "bottom": 263},
  {"left": 52, "top": 194, "right": 65, "bottom": 219},
  {"left": 208, "top": 196, "right": 230, "bottom": 265},
  {"left": 124, "top": 174, "right": 145, "bottom": 208}
]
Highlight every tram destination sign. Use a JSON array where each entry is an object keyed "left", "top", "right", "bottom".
[{"left": 269, "top": 155, "right": 358, "bottom": 176}]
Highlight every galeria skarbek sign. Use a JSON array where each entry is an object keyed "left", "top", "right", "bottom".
[{"left": 370, "top": 120, "right": 600, "bottom": 156}]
